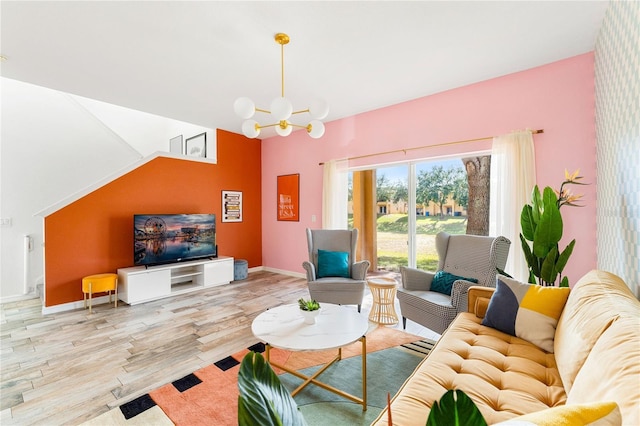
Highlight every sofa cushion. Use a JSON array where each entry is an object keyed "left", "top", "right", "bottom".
[
  {"left": 566, "top": 311, "right": 640, "bottom": 425},
  {"left": 372, "top": 312, "right": 566, "bottom": 425},
  {"left": 482, "top": 275, "right": 570, "bottom": 353},
  {"left": 316, "top": 249, "right": 349, "bottom": 278},
  {"left": 494, "top": 401, "right": 621, "bottom": 426},
  {"left": 431, "top": 270, "right": 478, "bottom": 295},
  {"left": 554, "top": 270, "right": 637, "bottom": 395}
]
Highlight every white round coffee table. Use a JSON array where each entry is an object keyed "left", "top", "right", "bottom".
[{"left": 252, "top": 303, "right": 369, "bottom": 410}]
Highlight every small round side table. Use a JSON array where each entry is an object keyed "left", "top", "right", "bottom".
[
  {"left": 367, "top": 277, "right": 399, "bottom": 325},
  {"left": 82, "top": 273, "right": 118, "bottom": 314}
]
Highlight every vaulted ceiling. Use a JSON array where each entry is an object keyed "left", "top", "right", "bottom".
[{"left": 0, "top": 1, "right": 609, "bottom": 136}]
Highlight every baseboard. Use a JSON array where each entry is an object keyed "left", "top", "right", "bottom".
[
  {"left": 0, "top": 292, "right": 38, "bottom": 304},
  {"left": 245, "top": 265, "right": 304, "bottom": 279},
  {"left": 41, "top": 295, "right": 112, "bottom": 315},
  {"left": 262, "top": 266, "right": 305, "bottom": 279}
]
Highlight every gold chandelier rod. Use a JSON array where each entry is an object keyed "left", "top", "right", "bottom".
[
  {"left": 318, "top": 129, "right": 544, "bottom": 165},
  {"left": 275, "top": 33, "right": 290, "bottom": 98}
]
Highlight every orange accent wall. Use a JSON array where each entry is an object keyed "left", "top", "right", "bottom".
[{"left": 44, "top": 129, "right": 261, "bottom": 307}]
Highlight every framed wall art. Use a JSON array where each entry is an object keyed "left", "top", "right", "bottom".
[
  {"left": 222, "top": 190, "right": 243, "bottom": 223},
  {"left": 186, "top": 132, "right": 207, "bottom": 157},
  {"left": 169, "top": 135, "right": 183, "bottom": 154},
  {"left": 277, "top": 174, "right": 299, "bottom": 221}
]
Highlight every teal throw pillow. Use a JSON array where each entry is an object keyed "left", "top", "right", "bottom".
[
  {"left": 317, "top": 249, "right": 350, "bottom": 278},
  {"left": 430, "top": 271, "right": 478, "bottom": 296}
]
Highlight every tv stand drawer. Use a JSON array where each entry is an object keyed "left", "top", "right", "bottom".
[
  {"left": 203, "top": 257, "right": 234, "bottom": 286},
  {"left": 119, "top": 269, "right": 171, "bottom": 304}
]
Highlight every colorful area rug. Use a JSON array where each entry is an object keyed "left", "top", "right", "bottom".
[{"left": 83, "top": 327, "right": 434, "bottom": 425}]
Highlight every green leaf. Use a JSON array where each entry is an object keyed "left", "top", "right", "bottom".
[
  {"left": 427, "top": 389, "right": 487, "bottom": 426},
  {"left": 530, "top": 185, "right": 542, "bottom": 224},
  {"left": 520, "top": 234, "right": 542, "bottom": 280},
  {"left": 532, "top": 238, "right": 551, "bottom": 262},
  {"left": 533, "top": 189, "right": 563, "bottom": 258},
  {"left": 555, "top": 239, "right": 575, "bottom": 274},
  {"left": 540, "top": 246, "right": 559, "bottom": 285},
  {"left": 560, "top": 276, "right": 570, "bottom": 287},
  {"left": 542, "top": 186, "right": 558, "bottom": 210},
  {"left": 237, "top": 352, "right": 307, "bottom": 426},
  {"left": 519, "top": 234, "right": 536, "bottom": 272},
  {"left": 520, "top": 205, "right": 536, "bottom": 241}
]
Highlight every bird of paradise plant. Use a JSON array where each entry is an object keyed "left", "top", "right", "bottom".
[{"left": 520, "top": 169, "right": 587, "bottom": 287}]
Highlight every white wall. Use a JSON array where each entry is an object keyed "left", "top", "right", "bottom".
[
  {"left": 0, "top": 78, "right": 215, "bottom": 302},
  {"left": 73, "top": 95, "right": 217, "bottom": 162}
]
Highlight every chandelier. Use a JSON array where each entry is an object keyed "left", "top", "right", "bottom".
[{"left": 234, "top": 33, "right": 329, "bottom": 139}]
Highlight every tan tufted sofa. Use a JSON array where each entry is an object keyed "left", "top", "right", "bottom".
[{"left": 373, "top": 270, "right": 640, "bottom": 425}]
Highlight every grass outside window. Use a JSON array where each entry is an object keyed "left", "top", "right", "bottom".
[{"left": 351, "top": 215, "right": 468, "bottom": 272}]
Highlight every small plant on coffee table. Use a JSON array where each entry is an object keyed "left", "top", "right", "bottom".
[{"left": 298, "top": 298, "right": 320, "bottom": 311}]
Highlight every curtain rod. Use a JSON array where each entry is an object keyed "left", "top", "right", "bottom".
[{"left": 318, "top": 129, "right": 544, "bottom": 166}]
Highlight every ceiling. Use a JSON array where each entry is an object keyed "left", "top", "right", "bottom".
[{"left": 0, "top": 1, "right": 609, "bottom": 137}]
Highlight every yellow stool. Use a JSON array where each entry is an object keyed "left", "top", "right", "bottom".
[
  {"left": 367, "top": 277, "right": 399, "bottom": 325},
  {"left": 82, "top": 273, "right": 118, "bottom": 314}
]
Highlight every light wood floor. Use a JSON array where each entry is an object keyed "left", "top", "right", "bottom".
[{"left": 1, "top": 270, "right": 439, "bottom": 425}]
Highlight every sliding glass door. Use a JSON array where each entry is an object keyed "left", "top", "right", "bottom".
[
  {"left": 350, "top": 154, "right": 488, "bottom": 273},
  {"left": 413, "top": 159, "right": 468, "bottom": 271},
  {"left": 375, "top": 165, "right": 409, "bottom": 272}
]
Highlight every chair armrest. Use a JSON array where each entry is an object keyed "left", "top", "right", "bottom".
[
  {"left": 400, "top": 266, "right": 435, "bottom": 291},
  {"left": 302, "top": 261, "right": 316, "bottom": 282},
  {"left": 450, "top": 279, "right": 480, "bottom": 310},
  {"left": 467, "top": 286, "right": 495, "bottom": 317},
  {"left": 351, "top": 260, "right": 370, "bottom": 280}
]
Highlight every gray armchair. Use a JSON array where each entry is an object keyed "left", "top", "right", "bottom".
[
  {"left": 302, "top": 228, "right": 370, "bottom": 312},
  {"left": 398, "top": 232, "right": 510, "bottom": 334}
]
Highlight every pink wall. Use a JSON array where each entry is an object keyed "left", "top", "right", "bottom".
[{"left": 261, "top": 53, "right": 597, "bottom": 285}]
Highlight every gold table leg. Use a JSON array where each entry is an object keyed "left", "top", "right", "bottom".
[{"left": 265, "top": 335, "right": 368, "bottom": 410}]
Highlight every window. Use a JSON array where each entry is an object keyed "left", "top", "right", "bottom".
[{"left": 350, "top": 155, "right": 490, "bottom": 272}]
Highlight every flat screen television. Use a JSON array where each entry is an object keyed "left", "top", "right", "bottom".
[{"left": 134, "top": 214, "right": 217, "bottom": 266}]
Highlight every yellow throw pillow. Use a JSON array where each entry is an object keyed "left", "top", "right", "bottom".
[
  {"left": 494, "top": 401, "right": 621, "bottom": 426},
  {"left": 482, "top": 275, "right": 570, "bottom": 352}
]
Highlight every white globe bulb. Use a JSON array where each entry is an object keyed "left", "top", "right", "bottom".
[
  {"left": 309, "top": 98, "right": 329, "bottom": 120},
  {"left": 275, "top": 122, "right": 293, "bottom": 137},
  {"left": 242, "top": 120, "right": 260, "bottom": 138},
  {"left": 307, "top": 120, "right": 325, "bottom": 139},
  {"left": 270, "top": 97, "right": 293, "bottom": 121},
  {"left": 234, "top": 97, "right": 255, "bottom": 119}
]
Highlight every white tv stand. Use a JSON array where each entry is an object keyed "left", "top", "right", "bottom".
[{"left": 117, "top": 256, "right": 234, "bottom": 305}]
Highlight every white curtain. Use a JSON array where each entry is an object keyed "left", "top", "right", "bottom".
[
  {"left": 322, "top": 159, "right": 348, "bottom": 229},
  {"left": 489, "top": 130, "right": 536, "bottom": 282}
]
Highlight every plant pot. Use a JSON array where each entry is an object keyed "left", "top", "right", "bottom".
[{"left": 300, "top": 309, "right": 320, "bottom": 324}]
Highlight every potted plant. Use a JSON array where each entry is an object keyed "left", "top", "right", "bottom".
[
  {"left": 519, "top": 169, "right": 587, "bottom": 287},
  {"left": 298, "top": 298, "right": 321, "bottom": 324},
  {"left": 238, "top": 352, "right": 307, "bottom": 426}
]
